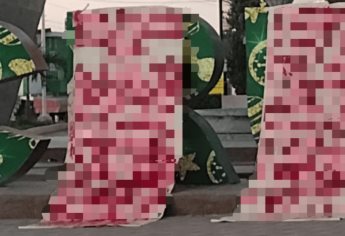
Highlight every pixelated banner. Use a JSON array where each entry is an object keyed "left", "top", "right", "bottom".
[
  {"left": 64, "top": 11, "right": 231, "bottom": 186},
  {"left": 42, "top": 6, "right": 183, "bottom": 227},
  {"left": 238, "top": 4, "right": 345, "bottom": 221}
]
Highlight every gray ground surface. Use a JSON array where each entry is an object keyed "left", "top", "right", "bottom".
[{"left": 1, "top": 216, "right": 344, "bottom": 236}]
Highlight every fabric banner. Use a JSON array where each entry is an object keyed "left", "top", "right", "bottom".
[
  {"left": 238, "top": 4, "right": 345, "bottom": 220},
  {"left": 41, "top": 7, "right": 183, "bottom": 227},
  {"left": 245, "top": 6, "right": 268, "bottom": 142}
]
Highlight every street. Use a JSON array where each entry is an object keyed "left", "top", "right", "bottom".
[{"left": 1, "top": 215, "right": 344, "bottom": 236}]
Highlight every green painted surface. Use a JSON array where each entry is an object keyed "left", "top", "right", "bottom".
[
  {"left": 24, "top": 33, "right": 73, "bottom": 96},
  {"left": 180, "top": 17, "right": 233, "bottom": 184},
  {"left": 245, "top": 8, "right": 268, "bottom": 142},
  {"left": 0, "top": 130, "right": 39, "bottom": 185},
  {"left": 65, "top": 12, "right": 75, "bottom": 47},
  {"left": 0, "top": 25, "right": 35, "bottom": 79},
  {"left": 188, "top": 19, "right": 224, "bottom": 96},
  {"left": 180, "top": 113, "right": 228, "bottom": 185},
  {"left": 45, "top": 36, "right": 73, "bottom": 95}
]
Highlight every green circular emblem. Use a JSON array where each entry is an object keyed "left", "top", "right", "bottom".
[{"left": 248, "top": 40, "right": 267, "bottom": 86}]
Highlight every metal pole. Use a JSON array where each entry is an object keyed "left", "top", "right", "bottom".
[
  {"left": 25, "top": 75, "right": 31, "bottom": 120},
  {"left": 37, "top": 7, "right": 52, "bottom": 123},
  {"left": 219, "top": 0, "right": 231, "bottom": 95},
  {"left": 41, "top": 8, "right": 47, "bottom": 116},
  {"left": 219, "top": 0, "right": 223, "bottom": 39}
]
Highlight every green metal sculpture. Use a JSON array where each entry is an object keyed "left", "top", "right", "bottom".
[
  {"left": 0, "top": 127, "right": 50, "bottom": 186},
  {"left": 0, "top": 0, "right": 50, "bottom": 185},
  {"left": 0, "top": 25, "right": 36, "bottom": 79},
  {"left": 179, "top": 16, "right": 240, "bottom": 185}
]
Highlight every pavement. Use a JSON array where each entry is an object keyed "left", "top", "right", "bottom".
[
  {"left": 0, "top": 173, "right": 246, "bottom": 218},
  {"left": 1, "top": 216, "right": 345, "bottom": 236},
  {"left": 0, "top": 121, "right": 248, "bottom": 219},
  {"left": 4, "top": 123, "right": 341, "bottom": 235}
]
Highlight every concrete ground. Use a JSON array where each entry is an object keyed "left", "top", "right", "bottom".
[
  {"left": 4, "top": 123, "right": 341, "bottom": 235},
  {"left": 1, "top": 216, "right": 344, "bottom": 236}
]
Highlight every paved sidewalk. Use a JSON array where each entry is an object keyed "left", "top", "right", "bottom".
[{"left": 1, "top": 216, "right": 344, "bottom": 236}]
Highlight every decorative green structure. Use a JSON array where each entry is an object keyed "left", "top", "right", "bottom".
[
  {"left": 185, "top": 17, "right": 225, "bottom": 110},
  {"left": 180, "top": 16, "right": 239, "bottom": 185},
  {"left": 45, "top": 33, "right": 73, "bottom": 96},
  {"left": 0, "top": 127, "right": 50, "bottom": 186},
  {"left": 0, "top": 21, "right": 48, "bottom": 125},
  {"left": 245, "top": 4, "right": 268, "bottom": 142},
  {"left": 189, "top": 19, "right": 224, "bottom": 97},
  {"left": 180, "top": 107, "right": 239, "bottom": 184},
  {"left": 0, "top": 25, "right": 36, "bottom": 79},
  {"left": 0, "top": 0, "right": 51, "bottom": 186},
  {"left": 24, "top": 31, "right": 74, "bottom": 96},
  {"left": 64, "top": 12, "right": 75, "bottom": 47}
]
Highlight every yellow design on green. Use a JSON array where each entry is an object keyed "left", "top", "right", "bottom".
[
  {"left": 8, "top": 59, "right": 35, "bottom": 76},
  {"left": 191, "top": 50, "right": 199, "bottom": 71},
  {"left": 245, "top": 1, "right": 268, "bottom": 24},
  {"left": 248, "top": 96, "right": 260, "bottom": 104},
  {"left": 251, "top": 123, "right": 261, "bottom": 136},
  {"left": 189, "top": 18, "right": 224, "bottom": 96},
  {"left": 246, "top": 7, "right": 268, "bottom": 142},
  {"left": 248, "top": 99, "right": 263, "bottom": 118},
  {"left": 197, "top": 57, "right": 214, "bottom": 82},
  {"left": 194, "top": 56, "right": 224, "bottom": 94},
  {"left": 209, "top": 74, "right": 224, "bottom": 95},
  {"left": 177, "top": 152, "right": 200, "bottom": 181},
  {"left": 0, "top": 154, "right": 3, "bottom": 165},
  {"left": 187, "top": 21, "right": 200, "bottom": 37},
  {"left": 251, "top": 112, "right": 263, "bottom": 123},
  {"left": 247, "top": 96, "right": 264, "bottom": 139},
  {"left": 248, "top": 40, "right": 267, "bottom": 86},
  {"left": 0, "top": 33, "right": 20, "bottom": 46},
  {"left": 206, "top": 150, "right": 225, "bottom": 184}
]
